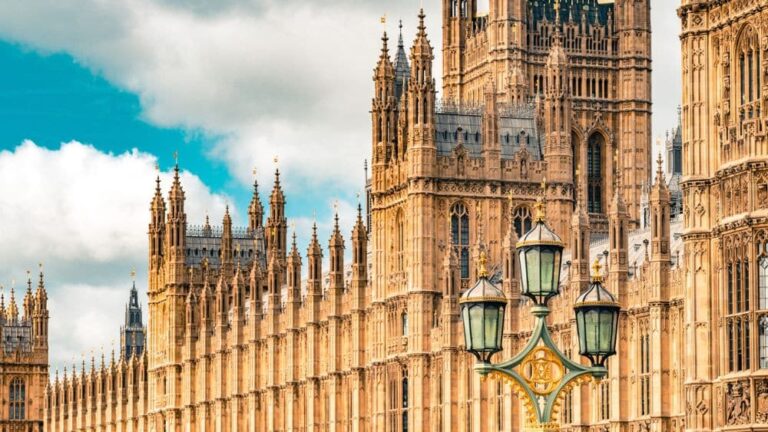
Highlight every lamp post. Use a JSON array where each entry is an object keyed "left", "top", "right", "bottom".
[{"left": 460, "top": 199, "right": 621, "bottom": 431}]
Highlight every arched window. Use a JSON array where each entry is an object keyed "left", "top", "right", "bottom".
[
  {"left": 736, "top": 25, "right": 760, "bottom": 110},
  {"left": 513, "top": 206, "right": 533, "bottom": 238},
  {"left": 402, "top": 312, "right": 409, "bottom": 336},
  {"left": 451, "top": 203, "right": 470, "bottom": 279},
  {"left": 587, "top": 133, "right": 604, "bottom": 213},
  {"left": 726, "top": 242, "right": 751, "bottom": 372},
  {"left": 9, "top": 378, "right": 25, "bottom": 420}
]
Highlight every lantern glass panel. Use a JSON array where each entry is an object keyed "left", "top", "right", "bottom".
[
  {"left": 585, "top": 309, "right": 599, "bottom": 353},
  {"left": 469, "top": 305, "right": 486, "bottom": 350},
  {"left": 525, "top": 248, "right": 540, "bottom": 294},
  {"left": 483, "top": 305, "right": 501, "bottom": 351},
  {"left": 599, "top": 310, "right": 614, "bottom": 352},
  {"left": 540, "top": 249, "right": 555, "bottom": 293},
  {"left": 496, "top": 306, "right": 505, "bottom": 346},
  {"left": 462, "top": 306, "right": 472, "bottom": 348}
]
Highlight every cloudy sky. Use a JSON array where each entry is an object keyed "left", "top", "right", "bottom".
[{"left": 0, "top": 0, "right": 680, "bottom": 372}]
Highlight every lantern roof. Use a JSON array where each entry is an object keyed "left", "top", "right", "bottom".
[
  {"left": 459, "top": 251, "right": 506, "bottom": 304},
  {"left": 575, "top": 260, "right": 619, "bottom": 306},
  {"left": 516, "top": 214, "right": 564, "bottom": 249}
]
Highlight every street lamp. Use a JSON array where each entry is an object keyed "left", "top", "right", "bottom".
[{"left": 460, "top": 199, "right": 621, "bottom": 431}]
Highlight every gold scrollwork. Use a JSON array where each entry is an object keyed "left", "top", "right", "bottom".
[{"left": 519, "top": 346, "right": 565, "bottom": 396}]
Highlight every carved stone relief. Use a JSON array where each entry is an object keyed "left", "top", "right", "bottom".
[{"left": 726, "top": 380, "right": 751, "bottom": 425}]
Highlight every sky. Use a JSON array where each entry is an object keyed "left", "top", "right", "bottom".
[{"left": 0, "top": 0, "right": 681, "bottom": 372}]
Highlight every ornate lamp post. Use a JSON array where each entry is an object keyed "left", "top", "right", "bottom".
[{"left": 460, "top": 200, "right": 621, "bottom": 431}]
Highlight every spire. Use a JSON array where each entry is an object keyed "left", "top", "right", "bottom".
[
  {"left": 410, "top": 9, "right": 434, "bottom": 76},
  {"left": 654, "top": 152, "right": 667, "bottom": 186},
  {"left": 23, "top": 270, "right": 34, "bottom": 320},
  {"left": 248, "top": 173, "right": 264, "bottom": 233},
  {"left": 7, "top": 285, "right": 18, "bottom": 323},
  {"left": 375, "top": 31, "right": 395, "bottom": 78},
  {"left": 266, "top": 162, "right": 287, "bottom": 261},
  {"left": 0, "top": 287, "right": 5, "bottom": 320},
  {"left": 393, "top": 20, "right": 411, "bottom": 99},
  {"left": 222, "top": 206, "right": 234, "bottom": 274},
  {"left": 203, "top": 213, "right": 212, "bottom": 237}
]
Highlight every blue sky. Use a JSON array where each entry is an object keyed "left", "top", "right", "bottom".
[{"left": 0, "top": 0, "right": 680, "bottom": 371}]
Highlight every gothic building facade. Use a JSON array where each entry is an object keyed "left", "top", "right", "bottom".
[
  {"left": 39, "top": 0, "right": 767, "bottom": 430},
  {"left": 679, "top": 0, "right": 768, "bottom": 429},
  {"left": 1, "top": 270, "right": 49, "bottom": 432}
]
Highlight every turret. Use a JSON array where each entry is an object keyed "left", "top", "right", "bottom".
[
  {"left": 7, "top": 286, "right": 18, "bottom": 324},
  {"left": 372, "top": 31, "right": 396, "bottom": 167},
  {"left": 328, "top": 212, "right": 345, "bottom": 316},
  {"left": 649, "top": 154, "right": 671, "bottom": 298},
  {"left": 266, "top": 168, "right": 287, "bottom": 265},
  {"left": 350, "top": 204, "right": 368, "bottom": 310},
  {"left": 609, "top": 171, "right": 630, "bottom": 305},
  {"left": 165, "top": 164, "right": 187, "bottom": 283},
  {"left": 570, "top": 173, "right": 591, "bottom": 294},
  {"left": 23, "top": 273, "right": 33, "bottom": 321},
  {"left": 149, "top": 176, "right": 166, "bottom": 273},
  {"left": 221, "top": 206, "right": 234, "bottom": 276},
  {"left": 286, "top": 232, "right": 302, "bottom": 327},
  {"left": 407, "top": 9, "right": 437, "bottom": 177},
  {"left": 306, "top": 223, "right": 323, "bottom": 323},
  {"left": 543, "top": 20, "right": 572, "bottom": 187},
  {"left": 248, "top": 179, "right": 264, "bottom": 234},
  {"left": 120, "top": 274, "right": 145, "bottom": 359}
]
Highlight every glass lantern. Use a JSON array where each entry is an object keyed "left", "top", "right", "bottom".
[
  {"left": 516, "top": 199, "right": 564, "bottom": 305},
  {"left": 459, "top": 252, "right": 507, "bottom": 363},
  {"left": 574, "top": 260, "right": 621, "bottom": 367}
]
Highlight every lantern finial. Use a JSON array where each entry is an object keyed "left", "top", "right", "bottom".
[
  {"left": 591, "top": 259, "right": 603, "bottom": 283},
  {"left": 478, "top": 250, "right": 489, "bottom": 278}
]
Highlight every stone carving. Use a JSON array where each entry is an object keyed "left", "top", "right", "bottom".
[
  {"left": 726, "top": 381, "right": 751, "bottom": 425},
  {"left": 757, "top": 380, "right": 768, "bottom": 423}
]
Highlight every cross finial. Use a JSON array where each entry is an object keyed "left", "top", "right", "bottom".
[
  {"left": 131, "top": 269, "right": 136, "bottom": 281},
  {"left": 591, "top": 258, "right": 603, "bottom": 283}
]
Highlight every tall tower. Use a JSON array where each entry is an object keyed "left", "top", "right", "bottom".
[
  {"left": 678, "top": 0, "right": 768, "bottom": 429},
  {"left": 120, "top": 275, "right": 146, "bottom": 359},
  {"left": 0, "top": 268, "right": 49, "bottom": 432}
]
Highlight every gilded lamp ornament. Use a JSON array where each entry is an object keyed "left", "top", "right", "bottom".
[{"left": 460, "top": 191, "right": 621, "bottom": 430}]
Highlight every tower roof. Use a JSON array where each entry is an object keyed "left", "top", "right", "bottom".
[{"left": 393, "top": 20, "right": 410, "bottom": 98}]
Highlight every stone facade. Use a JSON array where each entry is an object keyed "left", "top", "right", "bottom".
[
  {"left": 679, "top": 0, "right": 768, "bottom": 430},
  {"left": 1, "top": 270, "right": 49, "bottom": 432},
  {"left": 38, "top": 0, "right": 768, "bottom": 431}
]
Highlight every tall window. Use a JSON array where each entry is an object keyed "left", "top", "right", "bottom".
[
  {"left": 639, "top": 328, "right": 650, "bottom": 416},
  {"left": 759, "top": 241, "right": 768, "bottom": 368},
  {"left": 402, "top": 375, "right": 409, "bottom": 432},
  {"left": 727, "top": 245, "right": 751, "bottom": 372},
  {"left": 402, "top": 312, "right": 409, "bottom": 336},
  {"left": 9, "top": 378, "right": 25, "bottom": 420},
  {"left": 396, "top": 210, "right": 405, "bottom": 273},
  {"left": 587, "top": 133, "right": 604, "bottom": 213},
  {"left": 513, "top": 206, "right": 533, "bottom": 238},
  {"left": 737, "top": 26, "right": 760, "bottom": 110},
  {"left": 451, "top": 203, "right": 470, "bottom": 279}
]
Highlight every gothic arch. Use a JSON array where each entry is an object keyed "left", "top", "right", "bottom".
[
  {"left": 450, "top": 201, "right": 470, "bottom": 279},
  {"left": 733, "top": 23, "right": 761, "bottom": 113},
  {"left": 586, "top": 131, "right": 609, "bottom": 214}
]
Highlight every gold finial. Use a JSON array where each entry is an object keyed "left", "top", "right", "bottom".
[
  {"left": 478, "top": 250, "right": 489, "bottom": 278},
  {"left": 273, "top": 155, "right": 279, "bottom": 166},
  {"left": 130, "top": 269, "right": 136, "bottom": 281},
  {"left": 591, "top": 258, "right": 603, "bottom": 283},
  {"left": 333, "top": 199, "right": 339, "bottom": 214},
  {"left": 380, "top": 14, "right": 386, "bottom": 25},
  {"left": 154, "top": 162, "right": 160, "bottom": 172}
]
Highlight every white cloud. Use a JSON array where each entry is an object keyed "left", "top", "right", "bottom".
[
  {"left": 0, "top": 0, "right": 680, "bottom": 188},
  {"left": 0, "top": 140, "right": 232, "bottom": 371}
]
